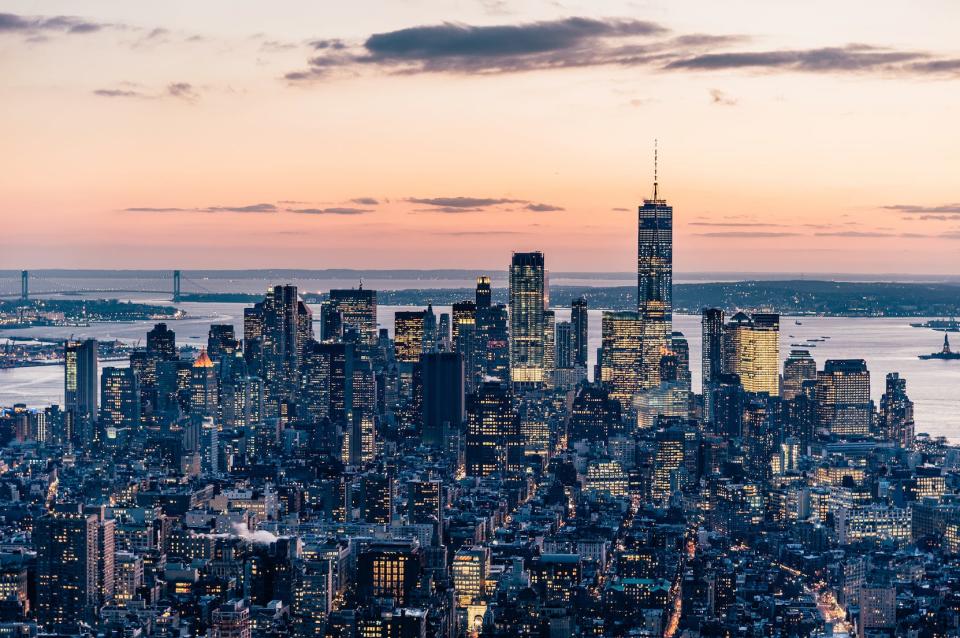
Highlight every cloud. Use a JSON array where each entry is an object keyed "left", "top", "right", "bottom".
[
  {"left": 433, "top": 230, "right": 525, "bottom": 236},
  {"left": 709, "top": 88, "right": 737, "bottom": 105},
  {"left": 689, "top": 221, "right": 781, "bottom": 227},
  {"left": 93, "top": 82, "right": 199, "bottom": 101},
  {"left": 287, "top": 17, "right": 673, "bottom": 80},
  {"left": 166, "top": 82, "right": 199, "bottom": 101},
  {"left": 409, "top": 196, "right": 524, "bottom": 208},
  {"left": 93, "top": 88, "right": 147, "bottom": 99},
  {"left": 525, "top": 203, "right": 565, "bottom": 212},
  {"left": 351, "top": 197, "right": 379, "bottom": 205},
  {"left": 286, "top": 18, "right": 960, "bottom": 82},
  {"left": 665, "top": 44, "right": 953, "bottom": 77},
  {"left": 0, "top": 12, "right": 108, "bottom": 36},
  {"left": 694, "top": 231, "right": 802, "bottom": 238},
  {"left": 290, "top": 207, "right": 372, "bottom": 215},
  {"left": 125, "top": 203, "right": 277, "bottom": 214},
  {"left": 814, "top": 230, "right": 895, "bottom": 238},
  {"left": 884, "top": 203, "right": 960, "bottom": 215},
  {"left": 611, "top": 207, "right": 630, "bottom": 212}
]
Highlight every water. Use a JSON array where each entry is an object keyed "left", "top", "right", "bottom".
[{"left": 1, "top": 301, "right": 957, "bottom": 440}]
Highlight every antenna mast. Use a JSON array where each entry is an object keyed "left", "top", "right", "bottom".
[{"left": 653, "top": 139, "right": 659, "bottom": 201}]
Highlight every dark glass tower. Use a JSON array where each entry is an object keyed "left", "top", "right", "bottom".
[
  {"left": 637, "top": 165, "right": 673, "bottom": 390},
  {"left": 509, "top": 251, "right": 546, "bottom": 387},
  {"left": 571, "top": 296, "right": 589, "bottom": 368}
]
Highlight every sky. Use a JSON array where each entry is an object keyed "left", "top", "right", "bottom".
[{"left": 1, "top": 0, "right": 959, "bottom": 275}]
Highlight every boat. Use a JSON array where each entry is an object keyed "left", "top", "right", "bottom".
[
  {"left": 910, "top": 318, "right": 960, "bottom": 332},
  {"left": 919, "top": 334, "right": 960, "bottom": 360}
]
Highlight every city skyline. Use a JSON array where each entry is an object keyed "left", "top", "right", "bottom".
[{"left": 2, "top": 0, "right": 959, "bottom": 273}]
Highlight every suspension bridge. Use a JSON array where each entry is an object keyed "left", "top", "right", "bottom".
[{"left": 0, "top": 270, "right": 213, "bottom": 303}]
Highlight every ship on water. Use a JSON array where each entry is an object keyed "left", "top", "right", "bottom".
[{"left": 919, "top": 333, "right": 960, "bottom": 360}]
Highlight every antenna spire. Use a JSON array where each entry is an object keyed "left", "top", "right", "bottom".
[{"left": 653, "top": 138, "right": 659, "bottom": 201}]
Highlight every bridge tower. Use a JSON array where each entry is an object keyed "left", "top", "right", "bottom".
[
  {"left": 173, "top": 270, "right": 181, "bottom": 303},
  {"left": 20, "top": 271, "right": 28, "bottom": 303}
]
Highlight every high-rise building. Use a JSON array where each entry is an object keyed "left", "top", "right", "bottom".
[
  {"left": 880, "top": 372, "right": 914, "bottom": 449},
  {"left": 451, "top": 300, "right": 476, "bottom": 348},
  {"left": 652, "top": 427, "right": 685, "bottom": 505},
  {"left": 509, "top": 251, "right": 546, "bottom": 386},
  {"left": 475, "top": 276, "right": 492, "bottom": 309},
  {"left": 709, "top": 373, "right": 746, "bottom": 437},
  {"left": 723, "top": 312, "right": 780, "bottom": 396},
  {"left": 571, "top": 297, "right": 589, "bottom": 368},
  {"left": 671, "top": 331, "right": 691, "bottom": 390},
  {"left": 568, "top": 386, "right": 622, "bottom": 443},
  {"left": 146, "top": 323, "right": 177, "bottom": 362},
  {"left": 207, "top": 324, "right": 238, "bottom": 361},
  {"left": 300, "top": 341, "right": 354, "bottom": 432},
  {"left": 475, "top": 303, "right": 510, "bottom": 384},
  {"left": 637, "top": 168, "right": 673, "bottom": 390},
  {"left": 100, "top": 366, "right": 141, "bottom": 436},
  {"left": 189, "top": 350, "right": 219, "bottom": 417},
  {"left": 555, "top": 321, "right": 573, "bottom": 370},
  {"left": 356, "top": 540, "right": 421, "bottom": 606},
  {"left": 34, "top": 507, "right": 101, "bottom": 630},
  {"left": 394, "top": 310, "right": 427, "bottom": 364},
  {"left": 359, "top": 472, "right": 393, "bottom": 524},
  {"left": 816, "top": 359, "right": 871, "bottom": 436},
  {"left": 465, "top": 381, "right": 519, "bottom": 477},
  {"left": 599, "top": 311, "right": 644, "bottom": 411},
  {"left": 350, "top": 360, "right": 377, "bottom": 465},
  {"left": 543, "top": 309, "right": 556, "bottom": 388},
  {"left": 65, "top": 339, "right": 98, "bottom": 428},
  {"left": 420, "top": 352, "right": 465, "bottom": 448},
  {"left": 783, "top": 349, "right": 817, "bottom": 400},
  {"left": 329, "top": 286, "right": 378, "bottom": 359},
  {"left": 408, "top": 479, "right": 443, "bottom": 527}
]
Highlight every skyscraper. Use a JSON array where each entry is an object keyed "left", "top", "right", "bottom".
[
  {"left": 475, "top": 303, "right": 509, "bottom": 385},
  {"left": 701, "top": 308, "right": 725, "bottom": 390},
  {"left": 146, "top": 323, "right": 177, "bottom": 362},
  {"left": 100, "top": 366, "right": 141, "bottom": 435},
  {"left": 783, "top": 349, "right": 817, "bottom": 400},
  {"left": 571, "top": 297, "right": 589, "bottom": 368},
  {"left": 637, "top": 160, "right": 673, "bottom": 390},
  {"left": 65, "top": 339, "right": 98, "bottom": 430},
  {"left": 556, "top": 321, "right": 573, "bottom": 370},
  {"left": 475, "top": 276, "right": 492, "bottom": 309},
  {"left": 420, "top": 351, "right": 465, "bottom": 448},
  {"left": 880, "top": 372, "right": 914, "bottom": 449},
  {"left": 328, "top": 286, "right": 378, "bottom": 360},
  {"left": 451, "top": 300, "right": 476, "bottom": 348},
  {"left": 465, "top": 381, "right": 519, "bottom": 477},
  {"left": 509, "top": 251, "right": 546, "bottom": 387},
  {"left": 599, "top": 311, "right": 643, "bottom": 412},
  {"left": 394, "top": 310, "right": 427, "bottom": 364},
  {"left": 723, "top": 312, "right": 780, "bottom": 396},
  {"left": 207, "top": 324, "right": 238, "bottom": 361},
  {"left": 34, "top": 507, "right": 101, "bottom": 631},
  {"left": 816, "top": 359, "right": 871, "bottom": 436},
  {"left": 543, "top": 309, "right": 556, "bottom": 389}
]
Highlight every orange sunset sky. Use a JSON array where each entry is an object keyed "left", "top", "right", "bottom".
[{"left": 1, "top": 0, "right": 959, "bottom": 274}]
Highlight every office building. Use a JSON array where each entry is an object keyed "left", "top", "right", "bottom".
[
  {"left": 475, "top": 276, "right": 492, "bottom": 309},
  {"left": 465, "top": 381, "right": 519, "bottom": 477},
  {"left": 65, "top": 339, "right": 98, "bottom": 428},
  {"left": 100, "top": 366, "right": 141, "bottom": 436},
  {"left": 816, "top": 359, "right": 871, "bottom": 436},
  {"left": 880, "top": 372, "right": 914, "bottom": 448},
  {"left": 329, "top": 286, "right": 378, "bottom": 359},
  {"left": 34, "top": 507, "right": 101, "bottom": 630},
  {"left": 599, "top": 311, "right": 643, "bottom": 411},
  {"left": 509, "top": 251, "right": 546, "bottom": 386},
  {"left": 782, "top": 349, "right": 816, "bottom": 400},
  {"left": 723, "top": 312, "right": 780, "bottom": 396},
  {"left": 637, "top": 173, "right": 673, "bottom": 390},
  {"left": 420, "top": 352, "right": 464, "bottom": 448},
  {"left": 571, "top": 297, "right": 589, "bottom": 368}
]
